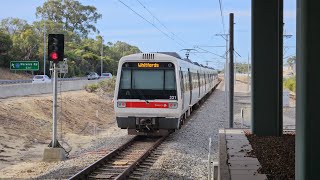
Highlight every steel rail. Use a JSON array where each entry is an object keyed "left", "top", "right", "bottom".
[
  {"left": 115, "top": 135, "right": 167, "bottom": 179},
  {"left": 69, "top": 136, "right": 138, "bottom": 180}
]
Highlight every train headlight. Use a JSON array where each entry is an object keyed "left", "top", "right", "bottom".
[
  {"left": 168, "top": 102, "right": 178, "bottom": 109},
  {"left": 117, "top": 101, "right": 126, "bottom": 108}
]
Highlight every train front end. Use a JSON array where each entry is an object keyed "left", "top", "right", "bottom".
[{"left": 114, "top": 53, "right": 181, "bottom": 135}]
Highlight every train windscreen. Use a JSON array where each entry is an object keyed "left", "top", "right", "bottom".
[{"left": 118, "top": 62, "right": 177, "bottom": 100}]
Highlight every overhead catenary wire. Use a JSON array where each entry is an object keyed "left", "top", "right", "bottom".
[
  {"left": 135, "top": 0, "right": 189, "bottom": 45},
  {"left": 119, "top": 0, "right": 224, "bottom": 68},
  {"left": 118, "top": 0, "right": 185, "bottom": 48}
]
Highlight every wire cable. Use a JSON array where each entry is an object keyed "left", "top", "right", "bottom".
[
  {"left": 218, "top": 0, "right": 225, "bottom": 32},
  {"left": 135, "top": 0, "right": 189, "bottom": 46},
  {"left": 118, "top": 0, "right": 185, "bottom": 48}
]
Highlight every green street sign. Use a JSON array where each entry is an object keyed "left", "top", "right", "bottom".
[{"left": 10, "top": 61, "right": 39, "bottom": 71}]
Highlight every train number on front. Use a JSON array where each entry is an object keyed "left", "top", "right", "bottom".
[{"left": 169, "top": 96, "right": 177, "bottom": 100}]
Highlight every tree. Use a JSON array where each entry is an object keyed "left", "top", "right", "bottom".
[
  {"left": 0, "top": 30, "right": 12, "bottom": 66},
  {"left": 0, "top": 18, "right": 28, "bottom": 36},
  {"left": 36, "top": 0, "right": 102, "bottom": 37},
  {"left": 287, "top": 56, "right": 296, "bottom": 69},
  {"left": 0, "top": 30, "right": 12, "bottom": 54}
]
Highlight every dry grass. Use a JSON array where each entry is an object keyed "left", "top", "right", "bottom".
[
  {"left": 0, "top": 90, "right": 115, "bottom": 169},
  {"left": 0, "top": 68, "right": 33, "bottom": 80}
]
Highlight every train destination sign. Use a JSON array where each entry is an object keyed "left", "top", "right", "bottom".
[
  {"left": 138, "top": 63, "right": 160, "bottom": 68},
  {"left": 10, "top": 61, "right": 39, "bottom": 71},
  {"left": 123, "top": 62, "right": 174, "bottom": 68}
]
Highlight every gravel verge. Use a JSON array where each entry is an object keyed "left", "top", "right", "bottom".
[
  {"left": 141, "top": 83, "right": 228, "bottom": 179},
  {"left": 0, "top": 125, "right": 133, "bottom": 179}
]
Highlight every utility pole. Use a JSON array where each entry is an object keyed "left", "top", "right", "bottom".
[
  {"left": 215, "top": 33, "right": 229, "bottom": 109},
  {"left": 229, "top": 13, "right": 234, "bottom": 128},
  {"left": 100, "top": 36, "right": 104, "bottom": 76},
  {"left": 247, "top": 53, "right": 250, "bottom": 92},
  {"left": 43, "top": 21, "right": 46, "bottom": 75}
]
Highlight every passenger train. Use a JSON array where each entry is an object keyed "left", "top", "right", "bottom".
[{"left": 114, "top": 52, "right": 219, "bottom": 135}]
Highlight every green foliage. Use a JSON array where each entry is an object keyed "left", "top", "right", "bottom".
[
  {"left": 284, "top": 77, "right": 296, "bottom": 92},
  {"left": 235, "top": 63, "right": 251, "bottom": 74},
  {"left": 36, "top": 0, "right": 102, "bottom": 37},
  {"left": 0, "top": 0, "right": 141, "bottom": 77},
  {"left": 287, "top": 56, "right": 296, "bottom": 68},
  {"left": 85, "top": 83, "right": 99, "bottom": 93}
]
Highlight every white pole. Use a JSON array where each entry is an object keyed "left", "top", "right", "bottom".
[
  {"left": 100, "top": 37, "right": 103, "bottom": 75},
  {"left": 208, "top": 137, "right": 212, "bottom": 180}
]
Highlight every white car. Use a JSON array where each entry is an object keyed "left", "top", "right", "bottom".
[
  {"left": 101, "top": 73, "right": 113, "bottom": 79},
  {"left": 32, "top": 75, "right": 51, "bottom": 84},
  {"left": 87, "top": 72, "right": 100, "bottom": 80}
]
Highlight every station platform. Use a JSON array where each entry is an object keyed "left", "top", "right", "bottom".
[{"left": 219, "top": 129, "right": 267, "bottom": 180}]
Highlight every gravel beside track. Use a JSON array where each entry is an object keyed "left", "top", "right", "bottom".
[
  {"left": 25, "top": 130, "right": 133, "bottom": 179},
  {"left": 5, "top": 82, "right": 227, "bottom": 179},
  {"left": 141, "top": 82, "right": 228, "bottom": 179}
]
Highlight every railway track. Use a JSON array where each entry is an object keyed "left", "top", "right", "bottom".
[
  {"left": 69, "top": 81, "right": 222, "bottom": 180},
  {"left": 69, "top": 135, "right": 167, "bottom": 180}
]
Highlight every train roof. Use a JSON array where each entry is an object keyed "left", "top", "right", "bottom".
[
  {"left": 121, "top": 52, "right": 218, "bottom": 71},
  {"left": 156, "top": 52, "right": 182, "bottom": 59}
]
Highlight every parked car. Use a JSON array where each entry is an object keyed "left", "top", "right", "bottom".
[
  {"left": 32, "top": 75, "right": 51, "bottom": 84},
  {"left": 101, "top": 72, "right": 113, "bottom": 79},
  {"left": 87, "top": 72, "right": 99, "bottom": 80}
]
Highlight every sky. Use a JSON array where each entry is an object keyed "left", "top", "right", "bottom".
[{"left": 0, "top": 0, "right": 296, "bottom": 70}]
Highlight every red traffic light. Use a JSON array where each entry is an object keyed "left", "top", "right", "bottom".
[{"left": 50, "top": 52, "right": 58, "bottom": 61}]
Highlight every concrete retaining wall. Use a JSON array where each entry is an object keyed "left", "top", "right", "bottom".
[{"left": 0, "top": 79, "right": 101, "bottom": 99}]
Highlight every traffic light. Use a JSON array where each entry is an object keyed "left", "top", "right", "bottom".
[{"left": 48, "top": 34, "right": 64, "bottom": 62}]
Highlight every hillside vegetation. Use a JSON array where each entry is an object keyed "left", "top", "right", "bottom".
[
  {"left": 0, "top": 0, "right": 140, "bottom": 77},
  {"left": 0, "top": 67, "right": 32, "bottom": 80}
]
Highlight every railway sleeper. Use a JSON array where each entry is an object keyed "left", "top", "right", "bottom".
[
  {"left": 140, "top": 162, "right": 154, "bottom": 166},
  {"left": 132, "top": 172, "right": 144, "bottom": 176},
  {"left": 99, "top": 168, "right": 126, "bottom": 171},
  {"left": 128, "top": 176, "right": 141, "bottom": 180},
  {"left": 135, "top": 168, "right": 147, "bottom": 172}
]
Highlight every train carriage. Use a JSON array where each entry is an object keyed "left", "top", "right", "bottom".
[{"left": 114, "top": 52, "right": 218, "bottom": 135}]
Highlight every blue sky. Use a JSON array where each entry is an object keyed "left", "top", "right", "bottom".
[{"left": 0, "top": 0, "right": 296, "bottom": 69}]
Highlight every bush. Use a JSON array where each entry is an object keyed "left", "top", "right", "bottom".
[
  {"left": 85, "top": 77, "right": 116, "bottom": 93},
  {"left": 98, "top": 77, "right": 116, "bottom": 93},
  {"left": 85, "top": 83, "right": 99, "bottom": 93},
  {"left": 284, "top": 77, "right": 296, "bottom": 92}
]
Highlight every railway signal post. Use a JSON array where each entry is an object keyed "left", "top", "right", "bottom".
[{"left": 43, "top": 34, "right": 66, "bottom": 162}]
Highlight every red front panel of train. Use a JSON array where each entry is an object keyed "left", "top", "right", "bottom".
[{"left": 125, "top": 102, "right": 169, "bottom": 108}]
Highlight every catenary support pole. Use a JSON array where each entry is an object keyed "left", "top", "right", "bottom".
[
  {"left": 229, "top": 13, "right": 234, "bottom": 128},
  {"left": 296, "top": 0, "right": 320, "bottom": 179},
  {"left": 251, "top": 0, "right": 283, "bottom": 136}
]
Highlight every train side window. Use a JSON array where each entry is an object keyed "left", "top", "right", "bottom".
[
  {"left": 180, "top": 70, "right": 184, "bottom": 93},
  {"left": 165, "top": 70, "right": 176, "bottom": 90}
]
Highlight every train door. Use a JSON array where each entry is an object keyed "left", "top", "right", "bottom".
[
  {"left": 188, "top": 68, "right": 192, "bottom": 105},
  {"left": 180, "top": 68, "right": 184, "bottom": 110},
  {"left": 197, "top": 70, "right": 200, "bottom": 98}
]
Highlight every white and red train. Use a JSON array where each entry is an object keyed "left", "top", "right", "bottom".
[{"left": 114, "top": 52, "right": 219, "bottom": 135}]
